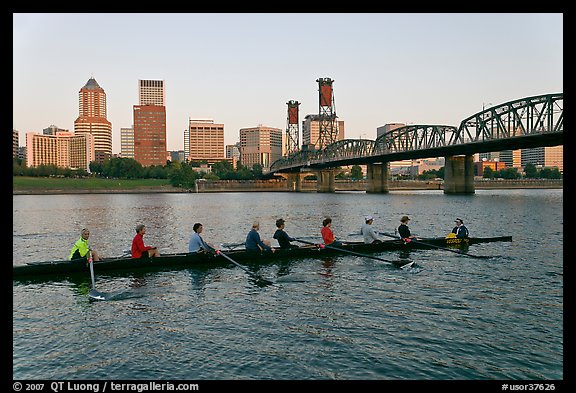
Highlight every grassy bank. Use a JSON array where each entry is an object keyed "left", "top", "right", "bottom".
[{"left": 13, "top": 176, "right": 172, "bottom": 191}]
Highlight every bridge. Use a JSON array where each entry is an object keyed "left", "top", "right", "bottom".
[{"left": 269, "top": 93, "right": 563, "bottom": 193}]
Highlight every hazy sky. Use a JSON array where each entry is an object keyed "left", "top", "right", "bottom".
[{"left": 13, "top": 13, "right": 563, "bottom": 154}]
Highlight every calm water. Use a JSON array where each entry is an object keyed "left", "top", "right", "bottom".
[{"left": 13, "top": 190, "right": 563, "bottom": 380}]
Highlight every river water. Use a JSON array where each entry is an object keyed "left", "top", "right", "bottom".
[{"left": 12, "top": 190, "right": 563, "bottom": 381}]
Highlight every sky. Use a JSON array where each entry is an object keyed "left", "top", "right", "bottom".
[{"left": 13, "top": 13, "right": 563, "bottom": 154}]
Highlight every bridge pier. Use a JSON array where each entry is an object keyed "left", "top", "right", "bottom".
[
  {"left": 444, "top": 155, "right": 475, "bottom": 194},
  {"left": 366, "top": 163, "right": 390, "bottom": 193},
  {"left": 317, "top": 169, "right": 336, "bottom": 193},
  {"left": 286, "top": 173, "right": 302, "bottom": 192}
]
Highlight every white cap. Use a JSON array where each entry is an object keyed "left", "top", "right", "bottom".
[{"left": 365, "top": 215, "right": 374, "bottom": 221}]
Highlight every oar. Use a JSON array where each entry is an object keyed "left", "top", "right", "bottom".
[
  {"left": 215, "top": 250, "right": 274, "bottom": 285},
  {"left": 87, "top": 251, "right": 107, "bottom": 301},
  {"left": 221, "top": 242, "right": 245, "bottom": 250},
  {"left": 379, "top": 232, "right": 492, "bottom": 259},
  {"left": 293, "top": 238, "right": 414, "bottom": 269}
]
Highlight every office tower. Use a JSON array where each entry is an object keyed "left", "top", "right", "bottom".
[
  {"left": 25, "top": 131, "right": 94, "bottom": 171},
  {"left": 239, "top": 125, "right": 283, "bottom": 172},
  {"left": 522, "top": 146, "right": 563, "bottom": 173},
  {"left": 301, "top": 114, "right": 345, "bottom": 150},
  {"left": 43, "top": 125, "right": 68, "bottom": 136},
  {"left": 133, "top": 79, "right": 167, "bottom": 166},
  {"left": 73, "top": 77, "right": 112, "bottom": 163},
  {"left": 187, "top": 119, "right": 225, "bottom": 163},
  {"left": 133, "top": 105, "right": 167, "bottom": 166},
  {"left": 139, "top": 79, "right": 165, "bottom": 106},
  {"left": 13, "top": 129, "right": 19, "bottom": 158},
  {"left": 120, "top": 127, "right": 135, "bottom": 159},
  {"left": 226, "top": 143, "right": 241, "bottom": 169}
]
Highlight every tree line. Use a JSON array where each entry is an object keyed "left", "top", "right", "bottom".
[{"left": 12, "top": 158, "right": 562, "bottom": 187}]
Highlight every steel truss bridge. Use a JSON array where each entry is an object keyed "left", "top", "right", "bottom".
[{"left": 270, "top": 93, "right": 563, "bottom": 173}]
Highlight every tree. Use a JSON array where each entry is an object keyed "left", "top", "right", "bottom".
[
  {"left": 483, "top": 167, "right": 495, "bottom": 179},
  {"left": 168, "top": 162, "right": 198, "bottom": 189},
  {"left": 251, "top": 163, "right": 263, "bottom": 178},
  {"left": 497, "top": 167, "right": 521, "bottom": 179},
  {"left": 524, "top": 163, "right": 538, "bottom": 178},
  {"left": 350, "top": 165, "right": 363, "bottom": 180},
  {"left": 211, "top": 160, "right": 235, "bottom": 179}
]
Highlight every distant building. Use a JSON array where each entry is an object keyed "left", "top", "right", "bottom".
[
  {"left": 13, "top": 129, "right": 19, "bottom": 158},
  {"left": 302, "top": 114, "right": 344, "bottom": 150},
  {"left": 226, "top": 143, "right": 240, "bottom": 169},
  {"left": 43, "top": 125, "right": 68, "bottom": 136},
  {"left": 479, "top": 150, "right": 522, "bottom": 169},
  {"left": 376, "top": 123, "right": 405, "bottom": 139},
  {"left": 139, "top": 79, "right": 165, "bottom": 106},
  {"left": 169, "top": 150, "right": 185, "bottom": 162},
  {"left": 120, "top": 127, "right": 135, "bottom": 159},
  {"left": 25, "top": 131, "right": 94, "bottom": 171},
  {"left": 475, "top": 160, "right": 507, "bottom": 177},
  {"left": 17, "top": 146, "right": 26, "bottom": 161},
  {"left": 377, "top": 123, "right": 414, "bottom": 172},
  {"left": 412, "top": 157, "right": 445, "bottom": 175},
  {"left": 187, "top": 119, "right": 225, "bottom": 164},
  {"left": 133, "top": 105, "right": 167, "bottom": 167},
  {"left": 240, "top": 125, "right": 283, "bottom": 172},
  {"left": 522, "top": 146, "right": 563, "bottom": 173},
  {"left": 73, "top": 77, "right": 112, "bottom": 163}
]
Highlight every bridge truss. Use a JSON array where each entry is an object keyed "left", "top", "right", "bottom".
[{"left": 270, "top": 93, "right": 563, "bottom": 173}]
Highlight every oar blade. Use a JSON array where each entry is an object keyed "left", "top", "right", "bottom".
[
  {"left": 395, "top": 260, "right": 415, "bottom": 269},
  {"left": 88, "top": 289, "right": 106, "bottom": 301}
]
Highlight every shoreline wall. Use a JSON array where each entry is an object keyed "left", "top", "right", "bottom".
[{"left": 14, "top": 179, "right": 562, "bottom": 194}]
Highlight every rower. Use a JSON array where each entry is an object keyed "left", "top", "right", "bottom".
[
  {"left": 245, "top": 221, "right": 275, "bottom": 254},
  {"left": 361, "top": 215, "right": 382, "bottom": 244},
  {"left": 188, "top": 223, "right": 218, "bottom": 254},
  {"left": 451, "top": 218, "right": 469, "bottom": 239},
  {"left": 69, "top": 228, "right": 101, "bottom": 265},
  {"left": 398, "top": 216, "right": 417, "bottom": 242},
  {"left": 131, "top": 224, "right": 160, "bottom": 260},
  {"left": 273, "top": 218, "right": 299, "bottom": 249},
  {"left": 321, "top": 217, "right": 343, "bottom": 247}
]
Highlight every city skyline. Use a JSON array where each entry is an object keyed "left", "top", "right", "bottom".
[{"left": 13, "top": 13, "right": 563, "bottom": 154}]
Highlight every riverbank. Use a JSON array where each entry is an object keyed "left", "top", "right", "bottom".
[{"left": 12, "top": 177, "right": 563, "bottom": 194}]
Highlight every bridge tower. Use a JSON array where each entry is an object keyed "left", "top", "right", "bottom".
[
  {"left": 285, "top": 100, "right": 300, "bottom": 155},
  {"left": 316, "top": 77, "right": 337, "bottom": 149}
]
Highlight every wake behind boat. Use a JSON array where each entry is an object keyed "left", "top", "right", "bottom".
[{"left": 13, "top": 235, "right": 511, "bottom": 279}]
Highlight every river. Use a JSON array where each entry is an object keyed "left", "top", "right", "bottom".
[{"left": 12, "top": 190, "right": 563, "bottom": 382}]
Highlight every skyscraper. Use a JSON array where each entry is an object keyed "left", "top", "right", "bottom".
[
  {"left": 139, "top": 79, "right": 165, "bottom": 105},
  {"left": 74, "top": 77, "right": 112, "bottom": 163},
  {"left": 133, "top": 79, "right": 167, "bottom": 166},
  {"left": 120, "top": 127, "right": 135, "bottom": 159},
  {"left": 240, "top": 125, "right": 283, "bottom": 172},
  {"left": 133, "top": 105, "right": 167, "bottom": 166},
  {"left": 187, "top": 119, "right": 225, "bottom": 163}
]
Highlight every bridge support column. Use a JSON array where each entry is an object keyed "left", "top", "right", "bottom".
[
  {"left": 366, "top": 163, "right": 389, "bottom": 193},
  {"left": 317, "top": 169, "right": 336, "bottom": 193},
  {"left": 286, "top": 173, "right": 302, "bottom": 192},
  {"left": 444, "top": 155, "right": 475, "bottom": 194}
]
